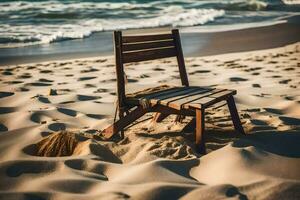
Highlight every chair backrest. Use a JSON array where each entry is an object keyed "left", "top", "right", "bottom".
[{"left": 113, "top": 29, "right": 189, "bottom": 108}]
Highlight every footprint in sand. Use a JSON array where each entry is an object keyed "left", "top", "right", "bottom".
[
  {"left": 85, "top": 84, "right": 97, "bottom": 88},
  {"left": 26, "top": 66, "right": 36, "bottom": 70},
  {"left": 77, "top": 95, "right": 100, "bottom": 101},
  {"left": 268, "top": 75, "right": 281, "bottom": 78},
  {"left": 190, "top": 70, "right": 211, "bottom": 75},
  {"left": 57, "top": 107, "right": 77, "bottom": 117},
  {"left": 48, "top": 122, "right": 66, "bottom": 131},
  {"left": 284, "top": 96, "right": 295, "bottom": 101},
  {"left": 0, "top": 123, "right": 8, "bottom": 132},
  {"left": 39, "top": 78, "right": 54, "bottom": 83},
  {"left": 100, "top": 78, "right": 116, "bottom": 83},
  {"left": 264, "top": 107, "right": 284, "bottom": 115},
  {"left": 59, "top": 100, "right": 76, "bottom": 104},
  {"left": 245, "top": 67, "right": 262, "bottom": 72},
  {"left": 279, "top": 79, "right": 291, "bottom": 84},
  {"left": 284, "top": 67, "right": 295, "bottom": 71},
  {"left": 255, "top": 58, "right": 263, "bottom": 62},
  {"left": 93, "top": 88, "right": 109, "bottom": 93},
  {"left": 80, "top": 68, "right": 99, "bottom": 73},
  {"left": 229, "top": 77, "right": 248, "bottom": 82},
  {"left": 0, "top": 107, "right": 16, "bottom": 114},
  {"left": 153, "top": 67, "right": 165, "bottom": 71},
  {"left": 268, "top": 61, "right": 278, "bottom": 64},
  {"left": 266, "top": 70, "right": 275, "bottom": 72},
  {"left": 15, "top": 87, "right": 30, "bottom": 92},
  {"left": 30, "top": 112, "right": 52, "bottom": 124},
  {"left": 252, "top": 84, "right": 261, "bottom": 88},
  {"left": 4, "top": 81, "right": 23, "bottom": 85},
  {"left": 78, "top": 77, "right": 97, "bottom": 81},
  {"left": 95, "top": 59, "right": 107, "bottom": 63},
  {"left": 139, "top": 74, "right": 150, "bottom": 78},
  {"left": 127, "top": 79, "right": 138, "bottom": 83},
  {"left": 86, "top": 114, "right": 105, "bottom": 119},
  {"left": 17, "top": 74, "right": 32, "bottom": 79},
  {"left": 242, "top": 108, "right": 261, "bottom": 112},
  {"left": 253, "top": 93, "right": 271, "bottom": 98},
  {"left": 28, "top": 82, "right": 52, "bottom": 87},
  {"left": 58, "top": 82, "right": 69, "bottom": 85},
  {"left": 40, "top": 70, "right": 53, "bottom": 74},
  {"left": 4, "top": 160, "right": 57, "bottom": 177},
  {"left": 0, "top": 91, "right": 14, "bottom": 99},
  {"left": 279, "top": 116, "right": 300, "bottom": 126},
  {"left": 31, "top": 95, "right": 51, "bottom": 104},
  {"left": 40, "top": 131, "right": 53, "bottom": 137},
  {"left": 250, "top": 119, "right": 269, "bottom": 126}
]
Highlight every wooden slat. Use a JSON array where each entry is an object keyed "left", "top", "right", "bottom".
[
  {"left": 126, "top": 87, "right": 185, "bottom": 105},
  {"left": 123, "top": 47, "right": 177, "bottom": 63},
  {"left": 122, "top": 40, "right": 174, "bottom": 52},
  {"left": 149, "top": 87, "right": 199, "bottom": 104},
  {"left": 137, "top": 87, "right": 185, "bottom": 99},
  {"left": 132, "top": 87, "right": 195, "bottom": 107},
  {"left": 186, "top": 97, "right": 215, "bottom": 109},
  {"left": 123, "top": 33, "right": 173, "bottom": 43},
  {"left": 187, "top": 90, "right": 236, "bottom": 109},
  {"left": 173, "top": 89, "right": 225, "bottom": 109},
  {"left": 158, "top": 87, "right": 213, "bottom": 108}
]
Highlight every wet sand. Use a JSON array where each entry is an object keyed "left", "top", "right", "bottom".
[{"left": 1, "top": 18, "right": 300, "bottom": 66}]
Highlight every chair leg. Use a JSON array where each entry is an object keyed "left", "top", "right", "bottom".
[
  {"left": 195, "top": 109, "right": 206, "bottom": 154},
  {"left": 227, "top": 96, "right": 245, "bottom": 135},
  {"left": 152, "top": 113, "right": 169, "bottom": 123},
  {"left": 102, "top": 106, "right": 148, "bottom": 139},
  {"left": 175, "top": 115, "right": 185, "bottom": 123},
  {"left": 119, "top": 109, "right": 125, "bottom": 139}
]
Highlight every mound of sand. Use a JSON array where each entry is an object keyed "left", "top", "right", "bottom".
[{"left": 35, "top": 131, "right": 78, "bottom": 157}]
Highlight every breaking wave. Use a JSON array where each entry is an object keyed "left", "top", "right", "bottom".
[{"left": 0, "top": 0, "right": 299, "bottom": 48}]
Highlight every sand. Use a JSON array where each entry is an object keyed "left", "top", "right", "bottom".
[{"left": 0, "top": 41, "right": 300, "bottom": 199}]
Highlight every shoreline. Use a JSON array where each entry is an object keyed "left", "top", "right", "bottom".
[{"left": 1, "top": 18, "right": 300, "bottom": 66}]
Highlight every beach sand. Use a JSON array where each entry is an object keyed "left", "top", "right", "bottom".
[{"left": 0, "top": 39, "right": 300, "bottom": 199}]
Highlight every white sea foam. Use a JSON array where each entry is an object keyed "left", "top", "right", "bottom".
[
  {"left": 0, "top": 0, "right": 298, "bottom": 48},
  {"left": 282, "top": 0, "right": 300, "bottom": 4},
  {"left": 228, "top": 0, "right": 268, "bottom": 10},
  {"left": 0, "top": 2, "right": 225, "bottom": 48}
]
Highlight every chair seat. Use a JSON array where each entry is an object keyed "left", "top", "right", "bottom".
[{"left": 126, "top": 86, "right": 236, "bottom": 110}]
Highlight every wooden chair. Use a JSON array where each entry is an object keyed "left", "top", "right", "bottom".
[{"left": 102, "top": 29, "right": 245, "bottom": 153}]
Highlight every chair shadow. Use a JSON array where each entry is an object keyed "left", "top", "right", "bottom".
[
  {"left": 127, "top": 124, "right": 300, "bottom": 158},
  {"left": 232, "top": 130, "right": 300, "bottom": 158}
]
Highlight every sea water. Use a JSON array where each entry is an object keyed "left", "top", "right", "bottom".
[{"left": 0, "top": 0, "right": 300, "bottom": 48}]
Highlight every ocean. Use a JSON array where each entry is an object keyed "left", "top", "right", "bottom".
[{"left": 0, "top": 0, "right": 300, "bottom": 48}]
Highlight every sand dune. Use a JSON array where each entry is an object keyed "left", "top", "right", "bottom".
[{"left": 0, "top": 42, "right": 299, "bottom": 199}]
